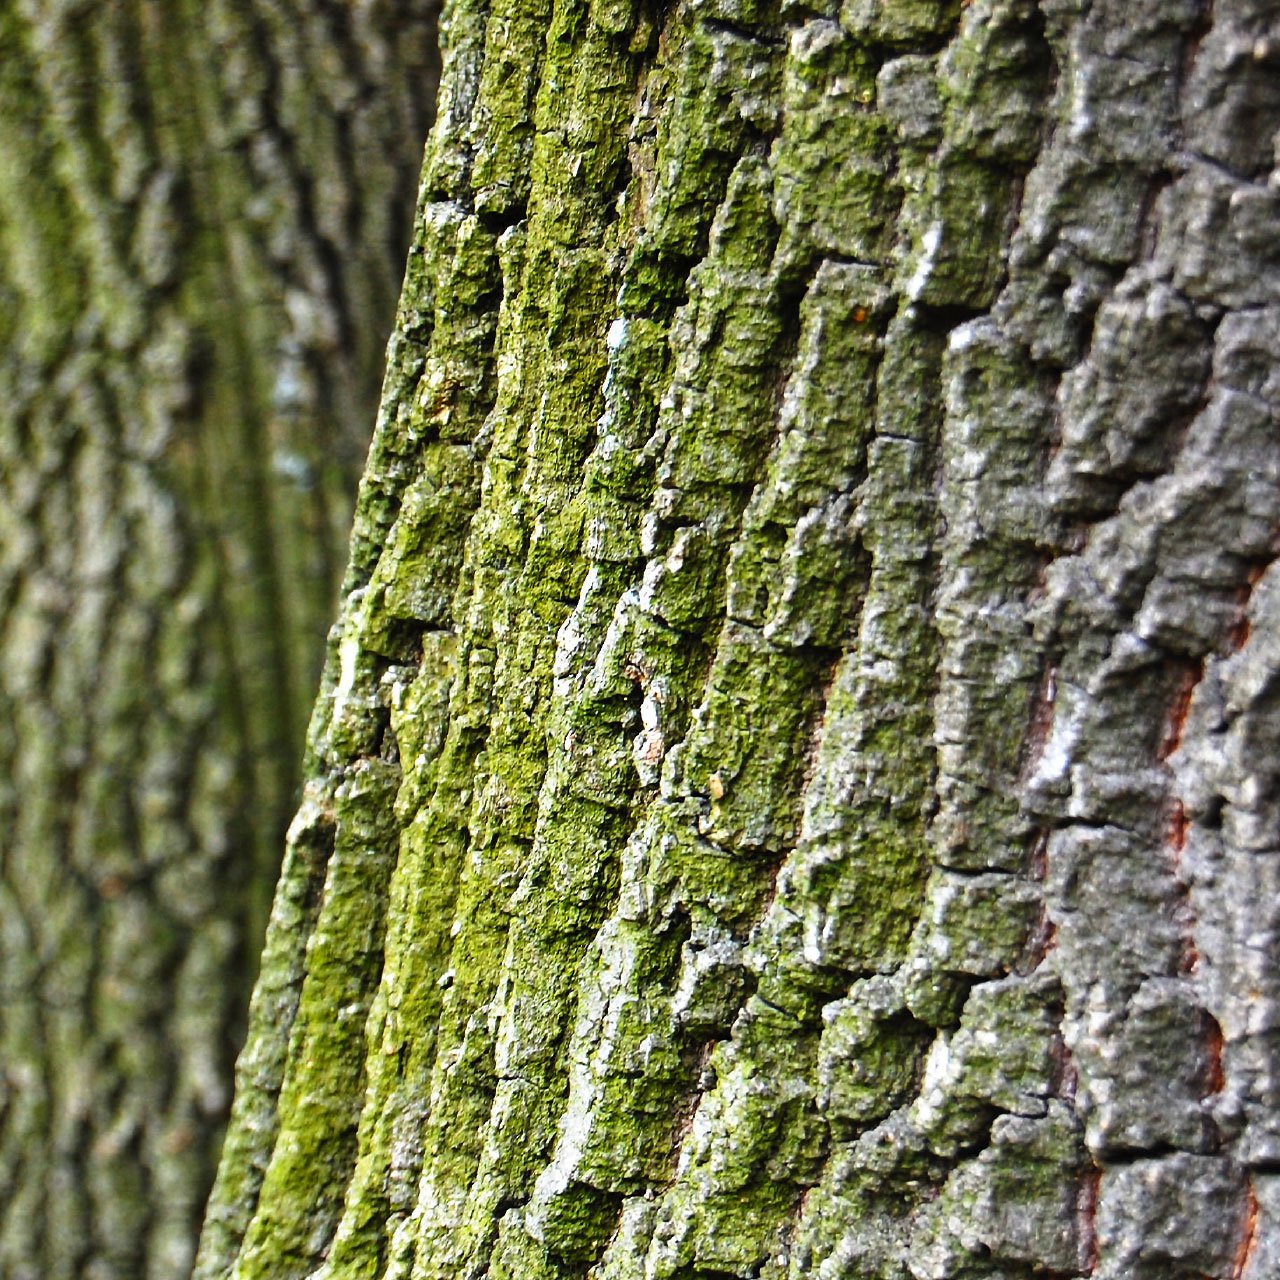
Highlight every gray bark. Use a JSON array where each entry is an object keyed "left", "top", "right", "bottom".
[
  {"left": 201, "top": 0, "right": 1280, "bottom": 1277},
  {"left": 0, "top": 1, "right": 437, "bottom": 1275}
]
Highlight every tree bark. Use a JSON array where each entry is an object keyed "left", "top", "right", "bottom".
[
  {"left": 199, "top": 0, "right": 1280, "bottom": 1277},
  {"left": 0, "top": 2, "right": 437, "bottom": 1275}
]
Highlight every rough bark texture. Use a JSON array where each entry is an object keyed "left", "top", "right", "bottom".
[
  {"left": 200, "top": 0, "right": 1280, "bottom": 1277},
  {"left": 0, "top": 2, "right": 437, "bottom": 1275}
]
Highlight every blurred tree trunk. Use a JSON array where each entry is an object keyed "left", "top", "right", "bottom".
[
  {"left": 198, "top": 0, "right": 1280, "bottom": 1278},
  {"left": 0, "top": 1, "right": 438, "bottom": 1275}
]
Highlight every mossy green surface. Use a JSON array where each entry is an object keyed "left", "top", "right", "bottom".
[{"left": 200, "top": 0, "right": 1277, "bottom": 1275}]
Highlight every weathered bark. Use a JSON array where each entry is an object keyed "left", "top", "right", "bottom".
[
  {"left": 0, "top": 2, "right": 437, "bottom": 1275},
  {"left": 200, "top": 0, "right": 1280, "bottom": 1277}
]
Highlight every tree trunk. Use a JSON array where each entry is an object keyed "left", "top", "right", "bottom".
[
  {"left": 198, "top": 0, "right": 1280, "bottom": 1277},
  {"left": 0, "top": 2, "right": 437, "bottom": 1275}
]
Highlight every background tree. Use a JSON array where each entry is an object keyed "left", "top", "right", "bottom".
[
  {"left": 198, "top": 0, "right": 1280, "bottom": 1277},
  {"left": 0, "top": 2, "right": 438, "bottom": 1275}
]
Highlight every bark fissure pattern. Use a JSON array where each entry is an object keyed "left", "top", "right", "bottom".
[{"left": 201, "top": 0, "right": 1280, "bottom": 1277}]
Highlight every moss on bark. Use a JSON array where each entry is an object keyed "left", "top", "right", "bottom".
[{"left": 202, "top": 0, "right": 1280, "bottom": 1276}]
